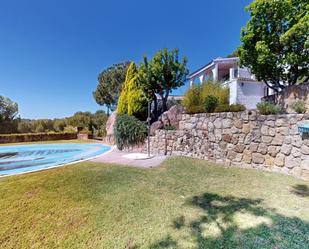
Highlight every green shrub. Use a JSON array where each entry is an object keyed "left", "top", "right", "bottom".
[
  {"left": 201, "top": 81, "right": 229, "bottom": 107},
  {"left": 204, "top": 95, "right": 219, "bottom": 113},
  {"left": 182, "top": 81, "right": 229, "bottom": 114},
  {"left": 214, "top": 104, "right": 231, "bottom": 113},
  {"left": 114, "top": 114, "right": 147, "bottom": 150},
  {"left": 182, "top": 85, "right": 204, "bottom": 114},
  {"left": 117, "top": 63, "right": 147, "bottom": 120},
  {"left": 257, "top": 102, "right": 284, "bottom": 115},
  {"left": 163, "top": 124, "right": 176, "bottom": 130},
  {"left": 229, "top": 103, "right": 246, "bottom": 112},
  {"left": 0, "top": 132, "right": 77, "bottom": 143},
  {"left": 291, "top": 100, "right": 307, "bottom": 114}
]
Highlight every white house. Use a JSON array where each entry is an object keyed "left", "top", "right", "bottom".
[{"left": 188, "top": 57, "right": 269, "bottom": 109}]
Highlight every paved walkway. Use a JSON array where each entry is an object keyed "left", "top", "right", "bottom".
[{"left": 91, "top": 147, "right": 168, "bottom": 168}]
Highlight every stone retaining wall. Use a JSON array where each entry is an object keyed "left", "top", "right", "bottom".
[{"left": 149, "top": 111, "right": 309, "bottom": 180}]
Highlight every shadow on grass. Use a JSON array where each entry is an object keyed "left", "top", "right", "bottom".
[
  {"left": 149, "top": 235, "right": 177, "bottom": 249},
  {"left": 151, "top": 193, "right": 309, "bottom": 249},
  {"left": 291, "top": 184, "right": 309, "bottom": 197}
]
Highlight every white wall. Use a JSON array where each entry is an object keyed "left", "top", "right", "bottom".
[
  {"left": 229, "top": 80, "right": 238, "bottom": 105},
  {"left": 236, "top": 81, "right": 265, "bottom": 109}
]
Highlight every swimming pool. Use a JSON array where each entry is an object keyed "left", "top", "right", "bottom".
[{"left": 0, "top": 143, "right": 111, "bottom": 177}]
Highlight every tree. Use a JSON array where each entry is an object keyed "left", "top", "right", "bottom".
[
  {"left": 69, "top": 112, "right": 93, "bottom": 131},
  {"left": 53, "top": 119, "right": 67, "bottom": 132},
  {"left": 238, "top": 0, "right": 309, "bottom": 92},
  {"left": 138, "top": 48, "right": 189, "bottom": 116},
  {"left": 117, "top": 62, "right": 148, "bottom": 120},
  {"left": 93, "top": 62, "right": 130, "bottom": 114},
  {"left": 91, "top": 110, "right": 108, "bottom": 137},
  {"left": 0, "top": 95, "right": 19, "bottom": 134}
]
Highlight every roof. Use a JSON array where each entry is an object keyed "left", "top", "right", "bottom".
[{"left": 188, "top": 57, "right": 239, "bottom": 79}]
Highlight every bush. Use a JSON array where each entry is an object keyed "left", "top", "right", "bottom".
[
  {"left": 204, "top": 95, "right": 219, "bottom": 113},
  {"left": 0, "top": 132, "right": 77, "bottom": 143},
  {"left": 117, "top": 63, "right": 147, "bottom": 120},
  {"left": 229, "top": 103, "right": 246, "bottom": 112},
  {"left": 291, "top": 100, "right": 307, "bottom": 114},
  {"left": 201, "top": 81, "right": 229, "bottom": 106},
  {"left": 163, "top": 124, "right": 176, "bottom": 130},
  {"left": 214, "top": 104, "right": 231, "bottom": 113},
  {"left": 257, "top": 102, "right": 284, "bottom": 115},
  {"left": 182, "top": 81, "right": 229, "bottom": 114},
  {"left": 182, "top": 85, "right": 204, "bottom": 114},
  {"left": 114, "top": 114, "right": 147, "bottom": 150}
]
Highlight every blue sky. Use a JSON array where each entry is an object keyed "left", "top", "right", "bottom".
[{"left": 0, "top": 0, "right": 252, "bottom": 119}]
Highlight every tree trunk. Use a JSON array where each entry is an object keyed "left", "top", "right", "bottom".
[
  {"left": 152, "top": 94, "right": 159, "bottom": 121},
  {"left": 162, "top": 91, "right": 169, "bottom": 113}
]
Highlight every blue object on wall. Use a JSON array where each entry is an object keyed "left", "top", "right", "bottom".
[{"left": 298, "top": 124, "right": 309, "bottom": 134}]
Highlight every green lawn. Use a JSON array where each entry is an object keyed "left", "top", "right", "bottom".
[{"left": 0, "top": 157, "right": 308, "bottom": 249}]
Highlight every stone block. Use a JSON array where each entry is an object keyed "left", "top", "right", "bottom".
[
  {"left": 242, "top": 123, "right": 251, "bottom": 134},
  {"left": 281, "top": 144, "right": 292, "bottom": 156},
  {"left": 268, "top": 146, "right": 280, "bottom": 157},
  {"left": 258, "top": 143, "right": 268, "bottom": 155},
  {"left": 249, "top": 143, "right": 259, "bottom": 152},
  {"left": 222, "top": 134, "right": 232, "bottom": 143},
  {"left": 234, "top": 120, "right": 243, "bottom": 129},
  {"left": 276, "top": 119, "right": 286, "bottom": 127},
  {"left": 234, "top": 144, "right": 245, "bottom": 153},
  {"left": 274, "top": 153, "right": 285, "bottom": 167},
  {"left": 301, "top": 145, "right": 309, "bottom": 155},
  {"left": 291, "top": 147, "right": 301, "bottom": 158},
  {"left": 268, "top": 127, "right": 276, "bottom": 136},
  {"left": 222, "top": 119, "right": 232, "bottom": 128},
  {"left": 262, "top": 136, "right": 273, "bottom": 143},
  {"left": 265, "top": 120, "right": 275, "bottom": 127},
  {"left": 252, "top": 153, "right": 265, "bottom": 164},
  {"left": 227, "top": 151, "right": 237, "bottom": 160},
  {"left": 243, "top": 150, "right": 252, "bottom": 164},
  {"left": 265, "top": 155, "right": 274, "bottom": 166},
  {"left": 285, "top": 156, "right": 300, "bottom": 169},
  {"left": 214, "top": 118, "right": 222, "bottom": 129},
  {"left": 271, "top": 135, "right": 284, "bottom": 145},
  {"left": 261, "top": 126, "right": 269, "bottom": 135}
]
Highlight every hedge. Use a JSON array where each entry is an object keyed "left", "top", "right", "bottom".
[{"left": 0, "top": 132, "right": 77, "bottom": 144}]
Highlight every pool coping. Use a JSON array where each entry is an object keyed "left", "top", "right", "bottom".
[{"left": 0, "top": 143, "right": 114, "bottom": 178}]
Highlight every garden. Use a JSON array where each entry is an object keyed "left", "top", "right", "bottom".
[
  {"left": 0, "top": 0, "right": 308, "bottom": 248},
  {"left": 0, "top": 156, "right": 308, "bottom": 248}
]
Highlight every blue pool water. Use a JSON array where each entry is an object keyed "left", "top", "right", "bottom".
[{"left": 0, "top": 143, "right": 111, "bottom": 176}]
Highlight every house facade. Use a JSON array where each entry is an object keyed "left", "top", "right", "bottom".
[{"left": 188, "top": 57, "right": 269, "bottom": 109}]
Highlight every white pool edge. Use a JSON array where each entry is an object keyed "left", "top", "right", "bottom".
[{"left": 0, "top": 144, "right": 114, "bottom": 178}]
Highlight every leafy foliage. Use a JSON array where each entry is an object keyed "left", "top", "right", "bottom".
[
  {"left": 182, "top": 85, "right": 205, "bottom": 114},
  {"left": 182, "top": 81, "right": 229, "bottom": 114},
  {"left": 15, "top": 111, "right": 108, "bottom": 135},
  {"left": 117, "top": 63, "right": 147, "bottom": 120},
  {"left": 93, "top": 62, "right": 130, "bottom": 113},
  {"left": 229, "top": 103, "right": 246, "bottom": 112},
  {"left": 257, "top": 102, "right": 284, "bottom": 115},
  {"left": 239, "top": 0, "right": 309, "bottom": 91},
  {"left": 138, "top": 48, "right": 189, "bottom": 116},
  {"left": 204, "top": 95, "right": 219, "bottom": 113},
  {"left": 114, "top": 114, "right": 147, "bottom": 150},
  {"left": 0, "top": 96, "right": 19, "bottom": 134},
  {"left": 201, "top": 81, "right": 229, "bottom": 107},
  {"left": 291, "top": 100, "right": 307, "bottom": 113},
  {"left": 163, "top": 124, "right": 176, "bottom": 130},
  {"left": 68, "top": 112, "right": 93, "bottom": 131}
]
